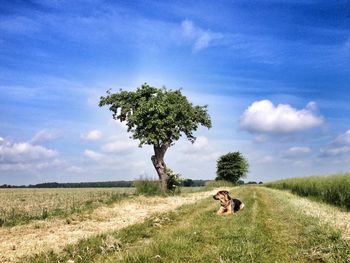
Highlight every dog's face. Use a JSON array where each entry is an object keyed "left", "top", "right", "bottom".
[{"left": 213, "top": 190, "right": 231, "bottom": 205}]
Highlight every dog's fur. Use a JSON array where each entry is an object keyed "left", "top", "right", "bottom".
[{"left": 213, "top": 190, "right": 245, "bottom": 215}]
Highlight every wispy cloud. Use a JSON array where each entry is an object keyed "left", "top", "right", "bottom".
[
  {"left": 320, "top": 129, "right": 350, "bottom": 157},
  {"left": 83, "top": 149, "right": 105, "bottom": 161},
  {"left": 101, "top": 140, "right": 137, "bottom": 154},
  {"left": 284, "top": 146, "right": 312, "bottom": 157},
  {"left": 0, "top": 16, "right": 40, "bottom": 34},
  {"left": 181, "top": 19, "right": 223, "bottom": 51},
  {"left": 81, "top": 130, "right": 102, "bottom": 141},
  {"left": 31, "top": 129, "right": 59, "bottom": 144}
]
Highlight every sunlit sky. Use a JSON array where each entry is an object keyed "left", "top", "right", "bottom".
[{"left": 1, "top": 1, "right": 350, "bottom": 185}]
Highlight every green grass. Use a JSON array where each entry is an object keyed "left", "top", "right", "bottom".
[
  {"left": 20, "top": 187, "right": 350, "bottom": 263},
  {"left": 203, "top": 180, "right": 236, "bottom": 189},
  {"left": 133, "top": 179, "right": 161, "bottom": 196},
  {"left": 265, "top": 173, "right": 350, "bottom": 210}
]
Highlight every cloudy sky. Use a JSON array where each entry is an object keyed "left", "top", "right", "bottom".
[{"left": 1, "top": 1, "right": 350, "bottom": 185}]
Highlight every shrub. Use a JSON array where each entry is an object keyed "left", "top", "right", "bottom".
[
  {"left": 133, "top": 177, "right": 160, "bottom": 196},
  {"left": 166, "top": 169, "right": 183, "bottom": 195}
]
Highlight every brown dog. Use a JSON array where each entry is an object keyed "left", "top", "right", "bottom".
[{"left": 213, "top": 190, "right": 245, "bottom": 215}]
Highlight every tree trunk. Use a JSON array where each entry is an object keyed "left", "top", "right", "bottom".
[{"left": 151, "top": 144, "right": 168, "bottom": 192}]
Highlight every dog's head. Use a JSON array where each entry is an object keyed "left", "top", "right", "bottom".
[{"left": 213, "top": 190, "right": 231, "bottom": 205}]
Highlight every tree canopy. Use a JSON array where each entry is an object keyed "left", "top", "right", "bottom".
[
  {"left": 99, "top": 83, "right": 212, "bottom": 191},
  {"left": 99, "top": 83, "right": 211, "bottom": 147},
  {"left": 216, "top": 152, "right": 249, "bottom": 184}
]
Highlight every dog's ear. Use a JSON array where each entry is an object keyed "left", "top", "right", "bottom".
[{"left": 223, "top": 190, "right": 231, "bottom": 199}]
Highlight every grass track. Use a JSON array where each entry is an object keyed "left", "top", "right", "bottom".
[
  {"left": 21, "top": 187, "right": 350, "bottom": 263},
  {"left": 265, "top": 174, "right": 350, "bottom": 210}
]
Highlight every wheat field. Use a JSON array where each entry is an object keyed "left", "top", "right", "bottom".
[{"left": 0, "top": 188, "right": 134, "bottom": 227}]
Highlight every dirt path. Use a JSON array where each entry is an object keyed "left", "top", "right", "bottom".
[{"left": 0, "top": 189, "right": 224, "bottom": 263}]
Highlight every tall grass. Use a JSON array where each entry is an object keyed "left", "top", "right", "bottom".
[
  {"left": 265, "top": 173, "right": 350, "bottom": 210},
  {"left": 133, "top": 177, "right": 161, "bottom": 196},
  {"left": 204, "top": 180, "right": 236, "bottom": 189}
]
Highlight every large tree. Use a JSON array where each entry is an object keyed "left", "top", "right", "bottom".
[
  {"left": 99, "top": 83, "right": 211, "bottom": 191},
  {"left": 216, "top": 152, "right": 249, "bottom": 184}
]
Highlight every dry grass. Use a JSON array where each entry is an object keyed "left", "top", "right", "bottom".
[
  {"left": 0, "top": 188, "right": 134, "bottom": 226},
  {"left": 0, "top": 188, "right": 226, "bottom": 263}
]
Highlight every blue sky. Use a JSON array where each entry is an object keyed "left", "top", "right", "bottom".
[{"left": 1, "top": 0, "right": 350, "bottom": 185}]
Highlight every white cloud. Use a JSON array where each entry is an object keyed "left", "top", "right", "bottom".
[
  {"left": 108, "top": 119, "right": 128, "bottom": 131},
  {"left": 334, "top": 129, "right": 350, "bottom": 145},
  {"left": 66, "top": 166, "right": 84, "bottom": 173},
  {"left": 31, "top": 129, "right": 59, "bottom": 144},
  {"left": 284, "top": 146, "right": 311, "bottom": 157},
  {"left": 181, "top": 20, "right": 196, "bottom": 37},
  {"left": 194, "top": 32, "right": 211, "bottom": 50},
  {"left": 320, "top": 146, "right": 350, "bottom": 157},
  {"left": 83, "top": 149, "right": 105, "bottom": 161},
  {"left": 258, "top": 155, "right": 275, "bottom": 164},
  {"left": 320, "top": 129, "right": 350, "bottom": 157},
  {"left": 81, "top": 129, "right": 102, "bottom": 141},
  {"left": 101, "top": 140, "right": 137, "bottom": 153},
  {"left": 180, "top": 19, "right": 222, "bottom": 51},
  {"left": 240, "top": 100, "right": 324, "bottom": 134},
  {"left": 0, "top": 141, "right": 57, "bottom": 163},
  {"left": 36, "top": 158, "right": 66, "bottom": 170},
  {"left": 183, "top": 136, "right": 209, "bottom": 154}
]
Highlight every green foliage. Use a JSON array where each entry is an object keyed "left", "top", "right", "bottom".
[
  {"left": 133, "top": 177, "right": 161, "bottom": 196},
  {"left": 166, "top": 169, "right": 183, "bottom": 194},
  {"left": 265, "top": 173, "right": 350, "bottom": 210},
  {"left": 237, "top": 180, "right": 245, "bottom": 185},
  {"left": 216, "top": 152, "right": 249, "bottom": 184},
  {"left": 99, "top": 83, "right": 212, "bottom": 147},
  {"left": 182, "top": 179, "right": 194, "bottom": 187}
]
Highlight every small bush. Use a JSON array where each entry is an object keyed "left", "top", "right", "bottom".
[
  {"left": 166, "top": 169, "right": 183, "bottom": 195},
  {"left": 133, "top": 177, "right": 160, "bottom": 196}
]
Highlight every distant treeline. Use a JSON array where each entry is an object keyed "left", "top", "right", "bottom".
[
  {"left": 0, "top": 179, "right": 209, "bottom": 188},
  {"left": 0, "top": 179, "right": 263, "bottom": 189}
]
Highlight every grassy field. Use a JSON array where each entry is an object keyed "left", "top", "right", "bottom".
[
  {"left": 0, "top": 187, "right": 134, "bottom": 227},
  {"left": 265, "top": 173, "right": 350, "bottom": 210},
  {"left": 20, "top": 186, "right": 350, "bottom": 263},
  {"left": 0, "top": 186, "right": 207, "bottom": 227}
]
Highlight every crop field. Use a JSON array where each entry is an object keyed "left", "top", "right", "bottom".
[
  {"left": 0, "top": 185, "right": 349, "bottom": 263},
  {"left": 0, "top": 187, "right": 134, "bottom": 227},
  {"left": 265, "top": 173, "right": 350, "bottom": 209}
]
